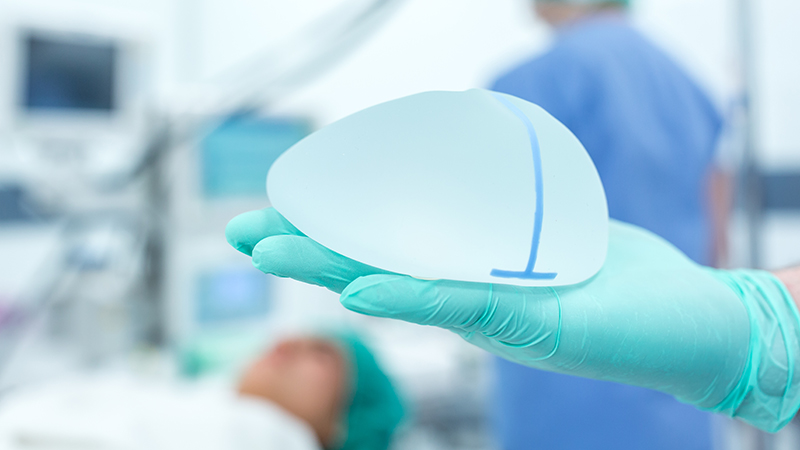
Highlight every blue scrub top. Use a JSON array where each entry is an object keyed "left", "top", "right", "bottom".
[{"left": 490, "top": 15, "right": 723, "bottom": 450}]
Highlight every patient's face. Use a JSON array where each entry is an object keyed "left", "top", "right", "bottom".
[{"left": 238, "top": 338, "right": 348, "bottom": 446}]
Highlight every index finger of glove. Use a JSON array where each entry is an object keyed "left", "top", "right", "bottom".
[
  {"left": 252, "top": 234, "right": 394, "bottom": 294},
  {"left": 340, "top": 275, "right": 497, "bottom": 330},
  {"left": 225, "top": 208, "right": 304, "bottom": 256}
]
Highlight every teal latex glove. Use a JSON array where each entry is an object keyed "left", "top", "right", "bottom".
[{"left": 226, "top": 208, "right": 800, "bottom": 432}]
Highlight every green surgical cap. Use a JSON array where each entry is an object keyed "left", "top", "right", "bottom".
[{"left": 329, "top": 332, "right": 405, "bottom": 450}]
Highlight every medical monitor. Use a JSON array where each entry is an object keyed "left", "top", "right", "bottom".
[
  {"left": 22, "top": 34, "right": 117, "bottom": 113},
  {"left": 10, "top": 26, "right": 148, "bottom": 141},
  {"left": 201, "top": 115, "right": 312, "bottom": 198},
  {"left": 7, "top": 25, "right": 151, "bottom": 170}
]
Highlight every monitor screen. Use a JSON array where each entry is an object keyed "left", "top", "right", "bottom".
[
  {"left": 201, "top": 115, "right": 312, "bottom": 198},
  {"left": 22, "top": 34, "right": 117, "bottom": 112},
  {"left": 195, "top": 268, "right": 272, "bottom": 324}
]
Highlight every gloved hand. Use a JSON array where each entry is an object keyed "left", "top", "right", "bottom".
[{"left": 226, "top": 208, "right": 800, "bottom": 432}]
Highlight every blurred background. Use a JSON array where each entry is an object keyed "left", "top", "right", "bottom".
[{"left": 0, "top": 0, "right": 797, "bottom": 449}]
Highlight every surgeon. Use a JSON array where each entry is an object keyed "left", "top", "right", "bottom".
[
  {"left": 0, "top": 332, "right": 404, "bottom": 450},
  {"left": 226, "top": 208, "right": 800, "bottom": 438},
  {"left": 486, "top": 0, "right": 729, "bottom": 448}
]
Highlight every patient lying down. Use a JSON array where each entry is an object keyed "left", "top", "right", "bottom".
[{"left": 0, "top": 334, "right": 404, "bottom": 450}]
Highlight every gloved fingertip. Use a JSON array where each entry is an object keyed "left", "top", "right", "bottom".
[
  {"left": 226, "top": 235, "right": 254, "bottom": 256},
  {"left": 225, "top": 208, "right": 304, "bottom": 257},
  {"left": 250, "top": 236, "right": 289, "bottom": 275},
  {"left": 340, "top": 275, "right": 396, "bottom": 313},
  {"left": 224, "top": 211, "right": 265, "bottom": 256},
  {"left": 251, "top": 234, "right": 332, "bottom": 281}
]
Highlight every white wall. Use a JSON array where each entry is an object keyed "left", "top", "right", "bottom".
[
  {"left": 634, "top": 0, "right": 737, "bottom": 108},
  {"left": 264, "top": 0, "right": 546, "bottom": 125},
  {"left": 754, "top": 0, "right": 800, "bottom": 168},
  {"left": 1, "top": 0, "right": 798, "bottom": 163},
  {"left": 260, "top": 0, "right": 740, "bottom": 127}
]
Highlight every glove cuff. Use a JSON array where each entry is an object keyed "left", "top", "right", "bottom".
[{"left": 707, "top": 269, "right": 800, "bottom": 432}]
